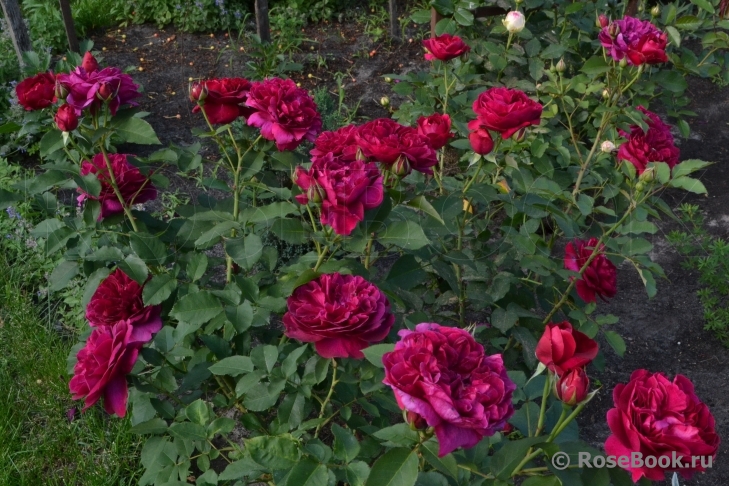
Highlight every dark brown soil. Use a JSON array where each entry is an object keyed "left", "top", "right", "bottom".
[{"left": 91, "top": 21, "right": 729, "bottom": 486}]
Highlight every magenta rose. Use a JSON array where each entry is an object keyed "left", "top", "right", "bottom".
[
  {"left": 617, "top": 107, "right": 679, "bottom": 174},
  {"left": 417, "top": 113, "right": 454, "bottom": 150},
  {"left": 422, "top": 34, "right": 470, "bottom": 62},
  {"left": 535, "top": 321, "right": 599, "bottom": 376},
  {"left": 55, "top": 103, "right": 79, "bottom": 132},
  {"left": 356, "top": 119, "right": 437, "bottom": 175},
  {"left": 57, "top": 65, "right": 140, "bottom": 115},
  {"left": 310, "top": 124, "right": 360, "bottom": 164},
  {"left": 192, "top": 77, "right": 252, "bottom": 125},
  {"left": 69, "top": 321, "right": 140, "bottom": 417},
  {"left": 472, "top": 88, "right": 542, "bottom": 139},
  {"left": 605, "top": 370, "right": 720, "bottom": 482},
  {"left": 78, "top": 153, "right": 157, "bottom": 219},
  {"left": 246, "top": 77, "right": 322, "bottom": 151},
  {"left": 383, "top": 323, "right": 516, "bottom": 457},
  {"left": 295, "top": 152, "right": 383, "bottom": 235},
  {"left": 564, "top": 237, "right": 617, "bottom": 303},
  {"left": 599, "top": 16, "right": 668, "bottom": 66},
  {"left": 283, "top": 273, "right": 394, "bottom": 359},
  {"left": 86, "top": 268, "right": 162, "bottom": 343},
  {"left": 16, "top": 72, "right": 57, "bottom": 111}
]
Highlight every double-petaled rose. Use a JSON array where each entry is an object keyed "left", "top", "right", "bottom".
[
  {"left": 57, "top": 64, "right": 140, "bottom": 115},
  {"left": 294, "top": 152, "right": 384, "bottom": 235},
  {"left": 78, "top": 153, "right": 157, "bottom": 219},
  {"left": 310, "top": 125, "right": 360, "bottom": 164},
  {"left": 417, "top": 113, "right": 454, "bottom": 151},
  {"left": 86, "top": 268, "right": 163, "bottom": 343},
  {"left": 599, "top": 16, "right": 668, "bottom": 66},
  {"left": 69, "top": 320, "right": 140, "bottom": 417},
  {"left": 283, "top": 273, "right": 394, "bottom": 359},
  {"left": 536, "top": 321, "right": 598, "bottom": 376},
  {"left": 422, "top": 34, "right": 470, "bottom": 62},
  {"left": 605, "top": 370, "right": 720, "bottom": 482},
  {"left": 383, "top": 323, "right": 515, "bottom": 457},
  {"left": 356, "top": 118, "right": 437, "bottom": 175},
  {"left": 192, "top": 77, "right": 252, "bottom": 125},
  {"left": 564, "top": 237, "right": 617, "bottom": 303},
  {"left": 472, "top": 87, "right": 542, "bottom": 139},
  {"left": 617, "top": 107, "right": 680, "bottom": 174},
  {"left": 16, "top": 72, "right": 57, "bottom": 111},
  {"left": 246, "top": 77, "right": 322, "bottom": 151}
]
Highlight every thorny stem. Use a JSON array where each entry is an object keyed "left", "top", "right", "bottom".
[
  {"left": 99, "top": 145, "right": 139, "bottom": 233},
  {"left": 314, "top": 359, "right": 338, "bottom": 438}
]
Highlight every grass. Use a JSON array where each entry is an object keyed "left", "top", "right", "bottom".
[{"left": 0, "top": 257, "right": 142, "bottom": 485}]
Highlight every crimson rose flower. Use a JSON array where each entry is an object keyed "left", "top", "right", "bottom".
[
  {"left": 422, "top": 34, "right": 470, "bottom": 62},
  {"left": 86, "top": 268, "right": 162, "bottom": 343},
  {"left": 81, "top": 51, "right": 99, "bottom": 73},
  {"left": 294, "top": 152, "right": 383, "bottom": 235},
  {"left": 191, "top": 77, "right": 252, "bottom": 125},
  {"left": 535, "top": 321, "right": 598, "bottom": 375},
  {"left": 599, "top": 16, "right": 668, "bottom": 66},
  {"left": 417, "top": 113, "right": 454, "bottom": 150},
  {"left": 55, "top": 103, "right": 79, "bottom": 132},
  {"left": 77, "top": 153, "right": 157, "bottom": 219},
  {"left": 310, "top": 125, "right": 360, "bottom": 164},
  {"left": 555, "top": 367, "right": 589, "bottom": 406},
  {"left": 617, "top": 107, "right": 680, "bottom": 174},
  {"left": 283, "top": 273, "right": 394, "bottom": 359},
  {"left": 472, "top": 88, "right": 542, "bottom": 139},
  {"left": 564, "top": 237, "right": 617, "bottom": 303},
  {"left": 57, "top": 65, "right": 140, "bottom": 115},
  {"left": 467, "top": 122, "right": 495, "bottom": 155},
  {"left": 356, "top": 119, "right": 437, "bottom": 175},
  {"left": 69, "top": 321, "right": 140, "bottom": 417},
  {"left": 383, "top": 323, "right": 515, "bottom": 457},
  {"left": 605, "top": 370, "right": 720, "bottom": 482},
  {"left": 16, "top": 72, "right": 57, "bottom": 111},
  {"left": 246, "top": 77, "right": 322, "bottom": 151}
]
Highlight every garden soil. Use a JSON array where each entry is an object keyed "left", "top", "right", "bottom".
[{"left": 91, "top": 22, "right": 729, "bottom": 486}]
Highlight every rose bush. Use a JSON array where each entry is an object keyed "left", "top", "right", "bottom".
[{"left": 1, "top": 3, "right": 725, "bottom": 483}]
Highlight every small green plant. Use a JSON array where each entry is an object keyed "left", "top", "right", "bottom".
[
  {"left": 667, "top": 203, "right": 729, "bottom": 345},
  {"left": 241, "top": 35, "right": 303, "bottom": 80}
]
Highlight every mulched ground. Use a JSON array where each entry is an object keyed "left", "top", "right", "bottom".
[{"left": 89, "top": 19, "right": 729, "bottom": 486}]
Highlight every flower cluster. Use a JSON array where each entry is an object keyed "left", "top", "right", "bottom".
[
  {"left": 599, "top": 16, "right": 668, "bottom": 66},
  {"left": 283, "top": 272, "right": 394, "bottom": 359},
  {"left": 617, "top": 106, "right": 680, "bottom": 174},
  {"left": 564, "top": 237, "right": 618, "bottom": 303},
  {"left": 383, "top": 323, "right": 516, "bottom": 457},
  {"left": 69, "top": 269, "right": 163, "bottom": 416}
]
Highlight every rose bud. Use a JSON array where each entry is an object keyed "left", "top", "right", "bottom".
[
  {"left": 55, "top": 104, "right": 79, "bottom": 132},
  {"left": 190, "top": 81, "right": 208, "bottom": 102},
  {"left": 598, "top": 14, "right": 609, "bottom": 28},
  {"left": 96, "top": 83, "right": 115, "bottom": 101},
  {"left": 555, "top": 58, "right": 566, "bottom": 73},
  {"left": 601, "top": 140, "right": 616, "bottom": 153},
  {"left": 407, "top": 411, "right": 428, "bottom": 430},
  {"left": 512, "top": 128, "right": 526, "bottom": 142},
  {"left": 651, "top": 5, "right": 660, "bottom": 16},
  {"left": 55, "top": 81, "right": 68, "bottom": 100},
  {"left": 608, "top": 22, "right": 620, "bottom": 37},
  {"left": 392, "top": 156, "right": 411, "bottom": 177},
  {"left": 81, "top": 51, "right": 99, "bottom": 73},
  {"left": 619, "top": 57, "right": 628, "bottom": 68},
  {"left": 639, "top": 167, "right": 655, "bottom": 183},
  {"left": 306, "top": 181, "right": 327, "bottom": 204},
  {"left": 502, "top": 11, "right": 526, "bottom": 33},
  {"left": 380, "top": 96, "right": 390, "bottom": 107},
  {"left": 469, "top": 128, "right": 494, "bottom": 155},
  {"left": 555, "top": 367, "right": 589, "bottom": 406}
]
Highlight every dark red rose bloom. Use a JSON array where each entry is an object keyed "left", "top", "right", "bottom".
[
  {"left": 472, "top": 87, "right": 542, "bottom": 139},
  {"left": 356, "top": 118, "right": 437, "bottom": 175},
  {"left": 294, "top": 152, "right": 383, "bottom": 236},
  {"left": 77, "top": 153, "right": 157, "bottom": 219},
  {"left": 86, "top": 268, "right": 162, "bottom": 343},
  {"left": 605, "top": 370, "right": 720, "bottom": 482},
  {"left": 192, "top": 77, "right": 252, "bottom": 125},
  {"left": 16, "top": 72, "right": 57, "bottom": 111},
  {"left": 617, "top": 106, "right": 680, "bottom": 174},
  {"left": 555, "top": 367, "right": 589, "bottom": 406},
  {"left": 535, "top": 321, "right": 598, "bottom": 376},
  {"left": 599, "top": 16, "right": 668, "bottom": 66},
  {"left": 310, "top": 124, "right": 360, "bottom": 164},
  {"left": 81, "top": 51, "right": 99, "bottom": 73},
  {"left": 422, "top": 34, "right": 470, "bottom": 62},
  {"left": 383, "top": 323, "right": 515, "bottom": 457},
  {"left": 55, "top": 103, "right": 79, "bottom": 132},
  {"left": 417, "top": 113, "right": 454, "bottom": 150},
  {"left": 246, "top": 77, "right": 322, "bottom": 151},
  {"left": 564, "top": 237, "right": 617, "bottom": 303},
  {"left": 467, "top": 121, "right": 495, "bottom": 155},
  {"left": 69, "top": 321, "right": 140, "bottom": 417},
  {"left": 57, "top": 66, "right": 140, "bottom": 115},
  {"left": 283, "top": 273, "right": 394, "bottom": 359}
]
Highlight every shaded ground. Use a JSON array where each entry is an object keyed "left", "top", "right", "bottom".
[{"left": 90, "top": 21, "right": 729, "bottom": 486}]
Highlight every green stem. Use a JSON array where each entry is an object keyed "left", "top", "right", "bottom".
[
  {"left": 457, "top": 464, "right": 493, "bottom": 479},
  {"left": 534, "top": 373, "right": 552, "bottom": 436},
  {"left": 548, "top": 401, "right": 588, "bottom": 441},
  {"left": 314, "top": 359, "right": 338, "bottom": 438},
  {"left": 98, "top": 145, "right": 139, "bottom": 232},
  {"left": 363, "top": 236, "right": 374, "bottom": 269}
]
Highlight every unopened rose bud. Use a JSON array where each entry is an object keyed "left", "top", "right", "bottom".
[
  {"left": 619, "top": 57, "right": 628, "bottom": 69},
  {"left": 601, "top": 140, "right": 616, "bottom": 153},
  {"left": 502, "top": 11, "right": 525, "bottom": 33},
  {"left": 639, "top": 167, "right": 655, "bottom": 183},
  {"left": 556, "top": 58, "right": 566, "bottom": 73},
  {"left": 384, "top": 76, "right": 392, "bottom": 83},
  {"left": 407, "top": 411, "right": 428, "bottom": 430},
  {"left": 356, "top": 148, "right": 368, "bottom": 162},
  {"left": 635, "top": 181, "right": 645, "bottom": 192},
  {"left": 306, "top": 182, "right": 327, "bottom": 204},
  {"left": 96, "top": 83, "right": 114, "bottom": 101},
  {"left": 536, "top": 83, "right": 542, "bottom": 90},
  {"left": 651, "top": 5, "right": 660, "bottom": 16},
  {"left": 496, "top": 178, "right": 510, "bottom": 194},
  {"left": 555, "top": 368, "right": 589, "bottom": 406},
  {"left": 549, "top": 63, "right": 556, "bottom": 73},
  {"left": 190, "top": 82, "right": 208, "bottom": 103},
  {"left": 598, "top": 14, "right": 609, "bottom": 28},
  {"left": 380, "top": 96, "right": 390, "bottom": 107},
  {"left": 608, "top": 22, "right": 620, "bottom": 37},
  {"left": 602, "top": 89, "right": 610, "bottom": 99},
  {"left": 55, "top": 103, "right": 78, "bottom": 132},
  {"left": 392, "top": 157, "right": 411, "bottom": 177},
  {"left": 81, "top": 51, "right": 99, "bottom": 73},
  {"left": 55, "top": 82, "right": 68, "bottom": 100},
  {"left": 513, "top": 128, "right": 526, "bottom": 142}
]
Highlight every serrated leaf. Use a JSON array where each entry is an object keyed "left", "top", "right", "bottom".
[
  {"left": 49, "top": 260, "right": 79, "bottom": 291},
  {"left": 186, "top": 399, "right": 209, "bottom": 426},
  {"left": 170, "top": 291, "right": 223, "bottom": 326},
  {"left": 142, "top": 274, "right": 177, "bottom": 306},
  {"left": 226, "top": 234, "right": 263, "bottom": 271},
  {"left": 208, "top": 356, "right": 255, "bottom": 376},
  {"left": 361, "top": 343, "right": 394, "bottom": 368},
  {"left": 604, "top": 331, "right": 626, "bottom": 357},
  {"left": 186, "top": 253, "right": 208, "bottom": 282},
  {"left": 668, "top": 176, "right": 707, "bottom": 194},
  {"left": 113, "top": 116, "right": 161, "bottom": 144},
  {"left": 118, "top": 254, "right": 148, "bottom": 284},
  {"left": 130, "top": 233, "right": 167, "bottom": 265},
  {"left": 284, "top": 458, "right": 328, "bottom": 486},
  {"left": 332, "top": 424, "right": 360, "bottom": 463},
  {"left": 364, "top": 448, "right": 418, "bottom": 486},
  {"left": 245, "top": 434, "right": 301, "bottom": 470},
  {"left": 420, "top": 440, "right": 458, "bottom": 479},
  {"left": 169, "top": 422, "right": 207, "bottom": 441},
  {"left": 378, "top": 221, "right": 430, "bottom": 250},
  {"left": 666, "top": 26, "right": 681, "bottom": 47},
  {"left": 195, "top": 220, "right": 239, "bottom": 248}
]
